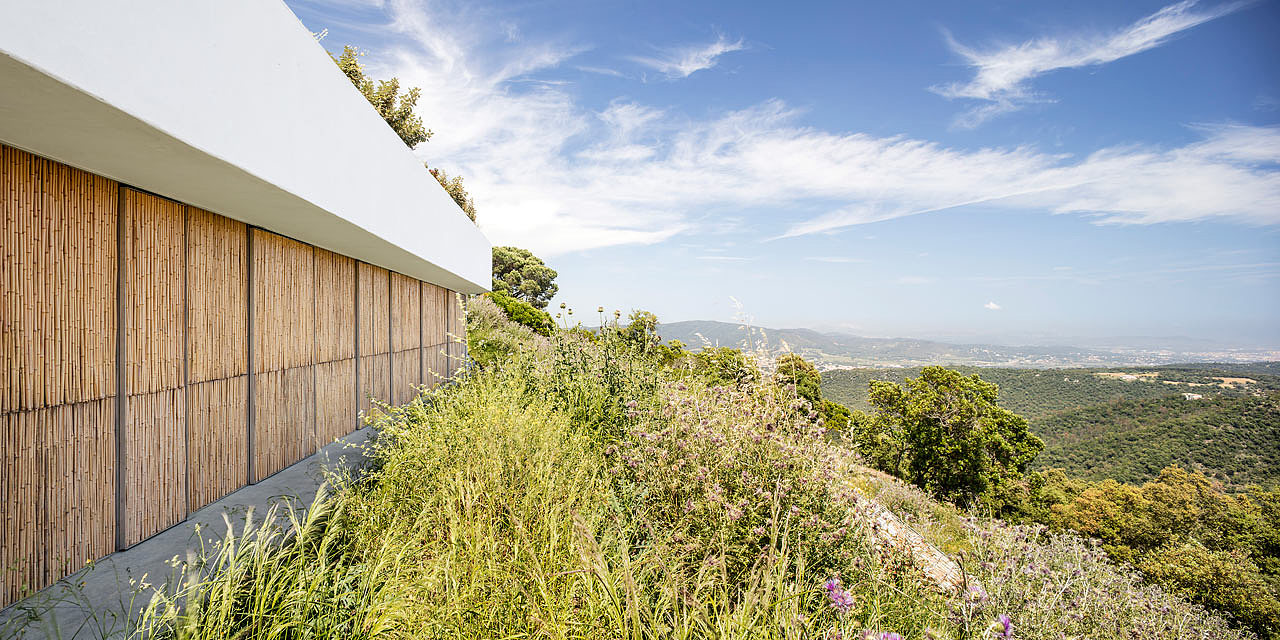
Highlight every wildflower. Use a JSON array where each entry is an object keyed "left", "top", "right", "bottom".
[
  {"left": 880, "top": 634, "right": 903, "bottom": 640},
  {"left": 989, "top": 614, "right": 1012, "bottom": 639},
  {"left": 823, "top": 578, "right": 855, "bottom": 614}
]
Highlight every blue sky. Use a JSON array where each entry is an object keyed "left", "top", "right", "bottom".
[{"left": 288, "top": 0, "right": 1280, "bottom": 348}]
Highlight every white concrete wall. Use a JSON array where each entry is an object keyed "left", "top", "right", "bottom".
[{"left": 0, "top": 0, "right": 490, "bottom": 293}]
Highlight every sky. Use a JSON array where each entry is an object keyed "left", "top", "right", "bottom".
[{"left": 287, "top": 0, "right": 1280, "bottom": 349}]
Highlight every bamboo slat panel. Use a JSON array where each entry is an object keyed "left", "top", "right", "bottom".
[
  {"left": 424, "top": 345, "right": 447, "bottom": 391},
  {"left": 447, "top": 341, "right": 466, "bottom": 379},
  {"left": 187, "top": 377, "right": 247, "bottom": 512},
  {"left": 252, "top": 230, "right": 315, "bottom": 373},
  {"left": 314, "top": 249, "right": 355, "bottom": 362},
  {"left": 391, "top": 273, "right": 420, "bottom": 352},
  {"left": 358, "top": 353, "right": 389, "bottom": 412},
  {"left": 186, "top": 208, "right": 247, "bottom": 383},
  {"left": 123, "top": 389, "right": 186, "bottom": 546},
  {"left": 391, "top": 349, "right": 421, "bottom": 405},
  {"left": 422, "top": 281, "right": 447, "bottom": 347},
  {"left": 125, "top": 189, "right": 185, "bottom": 395},
  {"left": 252, "top": 366, "right": 315, "bottom": 482},
  {"left": 314, "top": 358, "right": 355, "bottom": 448},
  {"left": 2, "top": 145, "right": 118, "bottom": 413},
  {"left": 357, "top": 263, "right": 389, "bottom": 356},
  {"left": 1, "top": 398, "right": 115, "bottom": 607}
]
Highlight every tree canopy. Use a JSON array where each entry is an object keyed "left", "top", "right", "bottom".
[
  {"left": 492, "top": 246, "right": 558, "bottom": 309},
  {"left": 331, "top": 46, "right": 432, "bottom": 148},
  {"left": 853, "top": 366, "right": 1043, "bottom": 509}
]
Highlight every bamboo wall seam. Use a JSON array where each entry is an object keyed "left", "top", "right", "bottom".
[{"left": 0, "top": 143, "right": 468, "bottom": 608}]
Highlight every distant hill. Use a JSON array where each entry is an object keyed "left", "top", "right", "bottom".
[
  {"left": 656, "top": 320, "right": 1278, "bottom": 368},
  {"left": 1034, "top": 393, "right": 1280, "bottom": 488}
]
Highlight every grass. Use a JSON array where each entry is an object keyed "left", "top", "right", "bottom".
[{"left": 87, "top": 298, "right": 1256, "bottom": 639}]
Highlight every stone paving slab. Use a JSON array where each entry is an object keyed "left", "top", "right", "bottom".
[{"left": 0, "top": 428, "right": 374, "bottom": 640}]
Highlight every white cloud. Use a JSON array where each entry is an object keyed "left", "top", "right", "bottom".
[
  {"left": 934, "top": 1, "right": 1243, "bottom": 127},
  {"left": 897, "top": 276, "right": 936, "bottom": 285},
  {"left": 628, "top": 34, "right": 745, "bottom": 79},
  {"left": 696, "top": 255, "right": 752, "bottom": 261},
  {"left": 804, "top": 256, "right": 865, "bottom": 263},
  {"left": 577, "top": 65, "right": 625, "bottom": 78},
  {"left": 984, "top": 301, "right": 1002, "bottom": 310},
  {"left": 353, "top": 1, "right": 1279, "bottom": 258},
  {"left": 776, "top": 123, "right": 1280, "bottom": 237}
]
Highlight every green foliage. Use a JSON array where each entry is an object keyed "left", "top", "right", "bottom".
[
  {"left": 1011, "top": 465, "right": 1280, "bottom": 637},
  {"left": 484, "top": 290, "right": 554, "bottom": 337},
  {"left": 1035, "top": 393, "right": 1280, "bottom": 488},
  {"left": 331, "top": 45, "right": 431, "bottom": 148},
  {"left": 854, "top": 366, "right": 1044, "bottom": 510},
  {"left": 491, "top": 246, "right": 558, "bottom": 310},
  {"left": 689, "top": 346, "right": 760, "bottom": 388},
  {"left": 464, "top": 294, "right": 545, "bottom": 368},
  {"left": 775, "top": 353, "right": 822, "bottom": 405},
  {"left": 125, "top": 306, "right": 1252, "bottom": 640},
  {"left": 774, "top": 353, "right": 853, "bottom": 431},
  {"left": 427, "top": 167, "right": 477, "bottom": 222},
  {"left": 1139, "top": 542, "right": 1280, "bottom": 637},
  {"left": 823, "top": 364, "right": 1279, "bottom": 422},
  {"left": 820, "top": 399, "right": 851, "bottom": 432},
  {"left": 619, "top": 309, "right": 660, "bottom": 350}
]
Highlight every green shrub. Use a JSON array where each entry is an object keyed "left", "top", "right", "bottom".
[
  {"left": 1139, "top": 542, "right": 1280, "bottom": 637},
  {"left": 485, "top": 290, "right": 554, "bottom": 336},
  {"left": 689, "top": 346, "right": 759, "bottom": 388}
]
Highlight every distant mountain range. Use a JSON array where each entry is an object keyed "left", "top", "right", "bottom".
[{"left": 655, "top": 320, "right": 1279, "bottom": 368}]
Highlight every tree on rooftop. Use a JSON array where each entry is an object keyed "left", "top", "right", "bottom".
[
  {"left": 331, "top": 45, "right": 432, "bottom": 148},
  {"left": 429, "top": 167, "right": 477, "bottom": 223}
]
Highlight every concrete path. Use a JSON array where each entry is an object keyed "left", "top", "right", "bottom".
[{"left": 0, "top": 427, "right": 375, "bottom": 640}]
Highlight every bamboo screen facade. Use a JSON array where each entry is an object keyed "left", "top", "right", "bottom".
[
  {"left": 0, "top": 143, "right": 468, "bottom": 607},
  {"left": 357, "top": 263, "right": 390, "bottom": 412}
]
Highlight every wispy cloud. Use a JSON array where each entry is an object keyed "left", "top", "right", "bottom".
[
  {"left": 696, "top": 255, "right": 752, "bottom": 261},
  {"left": 934, "top": 1, "right": 1243, "bottom": 127},
  {"left": 577, "top": 65, "right": 625, "bottom": 78},
  {"left": 351, "top": 1, "right": 1279, "bottom": 257},
  {"left": 897, "top": 276, "right": 936, "bottom": 285},
  {"left": 776, "top": 122, "right": 1280, "bottom": 238},
  {"left": 984, "top": 301, "right": 1002, "bottom": 310},
  {"left": 628, "top": 34, "right": 745, "bottom": 79},
  {"left": 804, "top": 256, "right": 866, "bottom": 263}
]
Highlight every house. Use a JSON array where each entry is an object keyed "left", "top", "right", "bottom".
[
  {"left": 0, "top": 1, "right": 490, "bottom": 607},
  {"left": 1183, "top": 393, "right": 1204, "bottom": 400}
]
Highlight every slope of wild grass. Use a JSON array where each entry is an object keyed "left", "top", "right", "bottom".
[{"left": 125, "top": 300, "right": 1254, "bottom": 639}]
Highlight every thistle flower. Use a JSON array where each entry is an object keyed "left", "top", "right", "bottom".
[
  {"left": 991, "top": 614, "right": 1012, "bottom": 639},
  {"left": 823, "top": 578, "right": 855, "bottom": 614}
]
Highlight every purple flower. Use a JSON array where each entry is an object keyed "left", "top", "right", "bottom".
[
  {"left": 823, "top": 578, "right": 855, "bottom": 614},
  {"left": 880, "top": 634, "right": 903, "bottom": 640},
  {"left": 992, "top": 614, "right": 1012, "bottom": 639}
]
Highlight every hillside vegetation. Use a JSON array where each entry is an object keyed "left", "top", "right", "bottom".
[
  {"left": 1034, "top": 393, "right": 1280, "bottom": 487},
  {"left": 823, "top": 365, "right": 1278, "bottom": 421},
  {"left": 116, "top": 300, "right": 1253, "bottom": 640}
]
